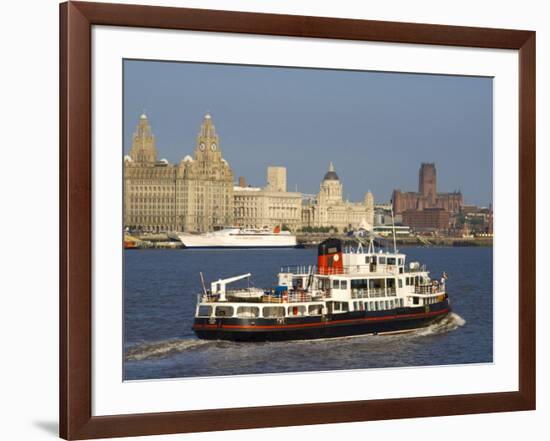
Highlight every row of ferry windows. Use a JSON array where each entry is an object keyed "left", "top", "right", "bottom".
[
  {"left": 333, "top": 278, "right": 399, "bottom": 289},
  {"left": 370, "top": 257, "right": 404, "bottom": 266},
  {"left": 198, "top": 299, "right": 405, "bottom": 319}
]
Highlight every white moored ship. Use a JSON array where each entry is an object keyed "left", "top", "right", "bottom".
[{"left": 177, "top": 226, "right": 297, "bottom": 248}]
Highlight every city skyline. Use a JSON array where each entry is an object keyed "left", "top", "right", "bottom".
[{"left": 124, "top": 60, "right": 493, "bottom": 206}]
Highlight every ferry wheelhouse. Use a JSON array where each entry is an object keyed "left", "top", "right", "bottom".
[{"left": 192, "top": 238, "right": 450, "bottom": 341}]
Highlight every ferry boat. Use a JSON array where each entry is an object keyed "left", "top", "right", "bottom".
[
  {"left": 192, "top": 237, "right": 450, "bottom": 341},
  {"left": 177, "top": 226, "right": 297, "bottom": 249}
]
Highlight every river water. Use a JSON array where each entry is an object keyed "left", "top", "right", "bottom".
[{"left": 124, "top": 246, "right": 492, "bottom": 380}]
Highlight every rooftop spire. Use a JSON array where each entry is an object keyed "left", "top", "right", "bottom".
[
  {"left": 323, "top": 161, "right": 339, "bottom": 181},
  {"left": 199, "top": 112, "right": 217, "bottom": 138},
  {"left": 129, "top": 112, "right": 157, "bottom": 163}
]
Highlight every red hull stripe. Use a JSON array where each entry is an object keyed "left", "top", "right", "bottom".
[{"left": 193, "top": 308, "right": 450, "bottom": 331}]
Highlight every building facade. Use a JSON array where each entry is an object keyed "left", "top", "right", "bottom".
[
  {"left": 177, "top": 114, "right": 234, "bottom": 232},
  {"left": 124, "top": 113, "right": 233, "bottom": 232},
  {"left": 402, "top": 208, "right": 451, "bottom": 231},
  {"left": 266, "top": 166, "right": 287, "bottom": 192},
  {"left": 302, "top": 162, "right": 374, "bottom": 232},
  {"left": 124, "top": 114, "right": 178, "bottom": 231},
  {"left": 392, "top": 163, "right": 463, "bottom": 214},
  {"left": 124, "top": 116, "right": 378, "bottom": 234},
  {"left": 233, "top": 167, "right": 302, "bottom": 231}
]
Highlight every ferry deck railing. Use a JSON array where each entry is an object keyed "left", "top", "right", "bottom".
[
  {"left": 198, "top": 285, "right": 435, "bottom": 305},
  {"left": 351, "top": 287, "right": 397, "bottom": 299},
  {"left": 414, "top": 284, "right": 445, "bottom": 295},
  {"left": 199, "top": 290, "right": 317, "bottom": 304},
  {"left": 404, "top": 265, "right": 427, "bottom": 273},
  {"left": 280, "top": 265, "right": 427, "bottom": 276}
]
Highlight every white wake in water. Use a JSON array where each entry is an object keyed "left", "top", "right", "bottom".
[
  {"left": 126, "top": 313, "right": 466, "bottom": 361},
  {"left": 414, "top": 312, "right": 466, "bottom": 337},
  {"left": 125, "top": 338, "right": 211, "bottom": 361}
]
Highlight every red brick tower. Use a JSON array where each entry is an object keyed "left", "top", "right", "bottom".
[{"left": 419, "top": 163, "right": 437, "bottom": 207}]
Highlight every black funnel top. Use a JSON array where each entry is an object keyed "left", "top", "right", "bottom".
[{"left": 318, "top": 238, "right": 342, "bottom": 256}]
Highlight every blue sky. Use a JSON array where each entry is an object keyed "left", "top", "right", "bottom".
[{"left": 124, "top": 59, "right": 493, "bottom": 206}]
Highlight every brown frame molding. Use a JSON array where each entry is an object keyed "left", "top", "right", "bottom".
[{"left": 59, "top": 1, "right": 536, "bottom": 439}]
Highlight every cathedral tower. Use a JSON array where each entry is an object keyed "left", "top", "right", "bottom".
[{"left": 419, "top": 163, "right": 437, "bottom": 206}]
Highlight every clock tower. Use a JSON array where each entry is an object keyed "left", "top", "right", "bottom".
[
  {"left": 178, "top": 112, "right": 234, "bottom": 232},
  {"left": 194, "top": 113, "right": 222, "bottom": 162}
]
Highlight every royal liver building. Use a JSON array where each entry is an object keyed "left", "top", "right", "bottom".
[{"left": 124, "top": 113, "right": 233, "bottom": 232}]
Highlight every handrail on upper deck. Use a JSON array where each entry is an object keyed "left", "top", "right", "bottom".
[
  {"left": 414, "top": 284, "right": 445, "bottom": 295},
  {"left": 280, "top": 265, "right": 410, "bottom": 276}
]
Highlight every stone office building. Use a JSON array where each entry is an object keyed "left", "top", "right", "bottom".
[
  {"left": 125, "top": 115, "right": 377, "bottom": 234},
  {"left": 302, "top": 162, "right": 375, "bottom": 232},
  {"left": 124, "top": 112, "right": 233, "bottom": 232},
  {"left": 233, "top": 167, "right": 302, "bottom": 231}
]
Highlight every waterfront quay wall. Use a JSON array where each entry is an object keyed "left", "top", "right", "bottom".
[
  {"left": 295, "top": 233, "right": 493, "bottom": 248},
  {"left": 126, "top": 232, "right": 492, "bottom": 249}
]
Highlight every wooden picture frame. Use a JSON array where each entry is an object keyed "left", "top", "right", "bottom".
[{"left": 59, "top": 1, "right": 536, "bottom": 439}]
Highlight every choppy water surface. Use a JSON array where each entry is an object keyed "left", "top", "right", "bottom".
[{"left": 124, "top": 247, "right": 492, "bottom": 380}]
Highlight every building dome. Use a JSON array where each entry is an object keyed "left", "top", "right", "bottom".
[
  {"left": 323, "top": 162, "right": 339, "bottom": 181},
  {"left": 182, "top": 155, "right": 194, "bottom": 162}
]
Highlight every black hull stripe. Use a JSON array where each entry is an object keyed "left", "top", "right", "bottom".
[{"left": 193, "top": 307, "right": 450, "bottom": 331}]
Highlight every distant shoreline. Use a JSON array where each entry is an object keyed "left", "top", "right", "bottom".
[
  {"left": 294, "top": 233, "right": 493, "bottom": 248},
  {"left": 125, "top": 232, "right": 493, "bottom": 249}
]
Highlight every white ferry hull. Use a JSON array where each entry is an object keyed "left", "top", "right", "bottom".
[{"left": 177, "top": 230, "right": 297, "bottom": 248}]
